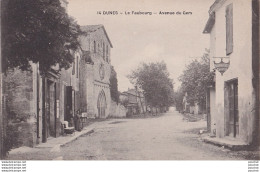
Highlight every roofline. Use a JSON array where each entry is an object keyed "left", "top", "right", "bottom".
[
  {"left": 203, "top": 12, "right": 215, "bottom": 34},
  {"left": 209, "top": 0, "right": 227, "bottom": 14},
  {"left": 101, "top": 25, "right": 113, "bottom": 48},
  {"left": 122, "top": 91, "right": 144, "bottom": 97},
  {"left": 203, "top": 0, "right": 226, "bottom": 34},
  {"left": 81, "top": 25, "right": 113, "bottom": 48}
]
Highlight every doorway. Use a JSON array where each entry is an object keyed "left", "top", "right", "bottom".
[
  {"left": 46, "top": 80, "right": 56, "bottom": 138},
  {"left": 64, "top": 86, "right": 73, "bottom": 122},
  {"left": 97, "top": 90, "right": 106, "bottom": 118},
  {"left": 226, "top": 79, "right": 239, "bottom": 137}
]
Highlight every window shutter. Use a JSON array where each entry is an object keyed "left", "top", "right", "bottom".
[{"left": 226, "top": 4, "right": 233, "bottom": 55}]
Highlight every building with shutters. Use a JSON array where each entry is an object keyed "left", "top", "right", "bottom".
[{"left": 203, "top": 0, "right": 259, "bottom": 146}]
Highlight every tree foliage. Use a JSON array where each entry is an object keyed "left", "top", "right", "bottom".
[
  {"left": 128, "top": 61, "right": 174, "bottom": 109},
  {"left": 178, "top": 49, "right": 214, "bottom": 107},
  {"left": 2, "top": 0, "right": 82, "bottom": 73},
  {"left": 174, "top": 87, "right": 185, "bottom": 112},
  {"left": 110, "top": 66, "right": 119, "bottom": 104}
]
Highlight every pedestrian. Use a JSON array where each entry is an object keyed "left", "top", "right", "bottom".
[
  {"left": 74, "top": 110, "right": 82, "bottom": 131},
  {"left": 68, "top": 110, "right": 74, "bottom": 127}
]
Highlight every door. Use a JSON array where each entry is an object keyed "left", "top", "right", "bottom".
[
  {"left": 46, "top": 81, "right": 50, "bottom": 138},
  {"left": 97, "top": 90, "right": 106, "bottom": 118},
  {"left": 227, "top": 80, "right": 239, "bottom": 137},
  {"left": 46, "top": 80, "right": 56, "bottom": 138},
  {"left": 65, "top": 86, "right": 73, "bottom": 122}
]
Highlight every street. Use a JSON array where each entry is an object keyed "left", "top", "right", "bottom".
[
  {"left": 8, "top": 111, "right": 252, "bottom": 160},
  {"left": 59, "top": 110, "right": 248, "bottom": 160},
  {"left": 8, "top": 109, "right": 257, "bottom": 160}
]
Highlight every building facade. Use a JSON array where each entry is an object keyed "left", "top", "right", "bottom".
[
  {"left": 79, "top": 25, "right": 113, "bottom": 118},
  {"left": 203, "top": 0, "right": 259, "bottom": 145},
  {"left": 2, "top": 24, "right": 115, "bottom": 148},
  {"left": 3, "top": 50, "right": 81, "bottom": 147},
  {"left": 120, "top": 88, "right": 146, "bottom": 116}
]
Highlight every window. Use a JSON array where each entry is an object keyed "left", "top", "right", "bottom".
[
  {"left": 103, "top": 43, "right": 105, "bottom": 60},
  {"left": 226, "top": 3, "right": 233, "bottom": 55},
  {"left": 94, "top": 41, "right": 96, "bottom": 53},
  {"left": 106, "top": 45, "right": 109, "bottom": 62}
]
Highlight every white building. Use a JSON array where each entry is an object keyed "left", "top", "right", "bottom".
[{"left": 203, "top": 0, "right": 259, "bottom": 146}]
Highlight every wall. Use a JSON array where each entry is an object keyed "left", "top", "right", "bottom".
[
  {"left": 80, "top": 26, "right": 112, "bottom": 118},
  {"left": 4, "top": 68, "right": 37, "bottom": 147},
  {"left": 79, "top": 57, "right": 89, "bottom": 114},
  {"left": 212, "top": 0, "right": 254, "bottom": 143},
  {"left": 209, "top": 22, "right": 217, "bottom": 135},
  {"left": 210, "top": 88, "right": 216, "bottom": 135},
  {"left": 109, "top": 100, "right": 126, "bottom": 118},
  {"left": 3, "top": 50, "right": 81, "bottom": 147}
]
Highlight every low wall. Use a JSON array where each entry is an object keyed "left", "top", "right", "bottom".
[{"left": 109, "top": 100, "right": 126, "bottom": 118}]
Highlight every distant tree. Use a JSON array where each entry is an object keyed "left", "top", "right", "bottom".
[
  {"left": 2, "top": 0, "right": 82, "bottom": 73},
  {"left": 174, "top": 88, "right": 185, "bottom": 112},
  {"left": 178, "top": 49, "right": 214, "bottom": 110},
  {"left": 128, "top": 61, "right": 174, "bottom": 113},
  {"left": 120, "top": 98, "right": 129, "bottom": 108},
  {"left": 110, "top": 66, "right": 119, "bottom": 104}
]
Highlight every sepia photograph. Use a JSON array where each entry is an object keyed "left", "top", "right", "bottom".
[{"left": 0, "top": 0, "right": 260, "bottom": 166}]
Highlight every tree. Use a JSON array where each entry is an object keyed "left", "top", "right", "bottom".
[
  {"left": 178, "top": 49, "right": 214, "bottom": 111},
  {"left": 1, "top": 0, "right": 82, "bottom": 157},
  {"left": 2, "top": 0, "right": 82, "bottom": 73},
  {"left": 174, "top": 88, "right": 185, "bottom": 112},
  {"left": 110, "top": 66, "right": 119, "bottom": 104},
  {"left": 128, "top": 61, "right": 174, "bottom": 113}
]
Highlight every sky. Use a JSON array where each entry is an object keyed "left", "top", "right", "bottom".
[{"left": 67, "top": 0, "right": 215, "bottom": 92}]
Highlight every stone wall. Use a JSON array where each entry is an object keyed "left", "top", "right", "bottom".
[
  {"left": 4, "top": 68, "right": 36, "bottom": 147},
  {"left": 86, "top": 64, "right": 95, "bottom": 117},
  {"left": 79, "top": 25, "right": 112, "bottom": 119}
]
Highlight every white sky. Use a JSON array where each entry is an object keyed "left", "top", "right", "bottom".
[{"left": 67, "top": 0, "right": 215, "bottom": 92}]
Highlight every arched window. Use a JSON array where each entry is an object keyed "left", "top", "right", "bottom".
[
  {"left": 94, "top": 41, "right": 96, "bottom": 53},
  {"left": 106, "top": 45, "right": 109, "bottom": 62},
  {"left": 103, "top": 43, "right": 105, "bottom": 60}
]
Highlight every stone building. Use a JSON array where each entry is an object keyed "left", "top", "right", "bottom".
[
  {"left": 2, "top": 24, "right": 115, "bottom": 148},
  {"left": 4, "top": 50, "right": 81, "bottom": 147},
  {"left": 79, "top": 25, "right": 113, "bottom": 118},
  {"left": 203, "top": 0, "right": 259, "bottom": 146}
]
